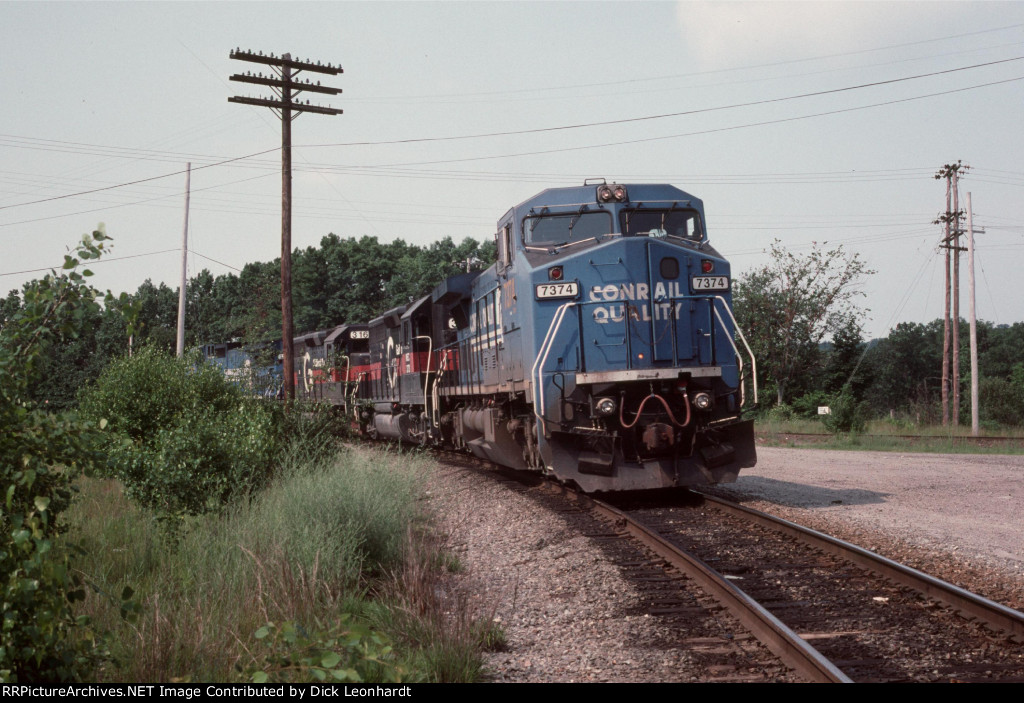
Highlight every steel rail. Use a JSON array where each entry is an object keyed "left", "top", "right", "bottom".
[
  {"left": 758, "top": 431, "right": 1024, "bottom": 444},
  {"left": 564, "top": 490, "right": 853, "bottom": 683},
  {"left": 697, "top": 492, "right": 1024, "bottom": 642}
]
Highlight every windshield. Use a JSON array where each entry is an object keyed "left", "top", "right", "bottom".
[
  {"left": 524, "top": 211, "right": 612, "bottom": 246},
  {"left": 622, "top": 209, "right": 704, "bottom": 241}
]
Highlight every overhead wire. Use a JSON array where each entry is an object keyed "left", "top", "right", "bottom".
[
  {"left": 0, "top": 172, "right": 278, "bottom": 229},
  {"left": 0, "top": 147, "right": 279, "bottom": 211},
  {"left": 304, "top": 56, "right": 1024, "bottom": 147},
  {"left": 364, "top": 75, "right": 1024, "bottom": 167},
  {"left": 0, "top": 56, "right": 1019, "bottom": 201},
  {"left": 0, "top": 248, "right": 180, "bottom": 278},
  {"left": 354, "top": 22, "right": 1024, "bottom": 102}
]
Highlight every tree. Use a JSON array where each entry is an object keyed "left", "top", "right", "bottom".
[
  {"left": 733, "top": 240, "right": 873, "bottom": 406},
  {"left": 0, "top": 229, "right": 131, "bottom": 681},
  {"left": 861, "top": 320, "right": 943, "bottom": 416},
  {"left": 820, "top": 316, "right": 867, "bottom": 395}
]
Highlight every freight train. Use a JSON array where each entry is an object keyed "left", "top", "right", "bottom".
[{"left": 206, "top": 181, "right": 758, "bottom": 492}]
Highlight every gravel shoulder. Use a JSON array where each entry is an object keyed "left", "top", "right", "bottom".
[
  {"left": 702, "top": 447, "right": 1024, "bottom": 608},
  {"left": 424, "top": 448, "right": 1024, "bottom": 682}
]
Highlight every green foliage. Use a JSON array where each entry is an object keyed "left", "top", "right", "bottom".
[
  {"left": 178, "top": 233, "right": 495, "bottom": 346},
  {"left": 822, "top": 388, "right": 868, "bottom": 434},
  {"left": 248, "top": 618, "right": 410, "bottom": 683},
  {"left": 978, "top": 376, "right": 1024, "bottom": 427},
  {"left": 0, "top": 230, "right": 122, "bottom": 682},
  {"left": 733, "top": 240, "right": 873, "bottom": 406},
  {"left": 252, "top": 448, "right": 423, "bottom": 582},
  {"left": 79, "top": 347, "right": 282, "bottom": 519},
  {"left": 67, "top": 450, "right": 437, "bottom": 682},
  {"left": 790, "top": 390, "right": 831, "bottom": 419},
  {"left": 758, "top": 402, "right": 794, "bottom": 423}
]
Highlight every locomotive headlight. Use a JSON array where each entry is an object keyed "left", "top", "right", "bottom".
[
  {"left": 692, "top": 392, "right": 714, "bottom": 411},
  {"left": 597, "top": 184, "right": 628, "bottom": 202},
  {"left": 595, "top": 397, "right": 617, "bottom": 416}
]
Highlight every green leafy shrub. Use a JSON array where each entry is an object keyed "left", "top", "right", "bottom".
[
  {"left": 248, "top": 618, "right": 410, "bottom": 683},
  {"left": 978, "top": 376, "right": 1024, "bottom": 428},
  {"left": 791, "top": 390, "right": 831, "bottom": 419},
  {"left": 822, "top": 388, "right": 867, "bottom": 434},
  {"left": 760, "top": 402, "right": 794, "bottom": 422},
  {"left": 0, "top": 230, "right": 119, "bottom": 682},
  {"left": 79, "top": 347, "right": 283, "bottom": 519}
]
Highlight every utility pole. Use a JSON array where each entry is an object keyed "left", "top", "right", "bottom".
[
  {"left": 228, "top": 49, "right": 342, "bottom": 402},
  {"left": 176, "top": 162, "right": 191, "bottom": 358},
  {"left": 952, "top": 167, "right": 961, "bottom": 426},
  {"left": 934, "top": 161, "right": 968, "bottom": 426},
  {"left": 966, "top": 192, "right": 980, "bottom": 436}
]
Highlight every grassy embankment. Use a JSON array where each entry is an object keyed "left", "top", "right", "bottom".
[
  {"left": 756, "top": 417, "right": 1024, "bottom": 454},
  {"left": 64, "top": 445, "right": 501, "bottom": 683}
]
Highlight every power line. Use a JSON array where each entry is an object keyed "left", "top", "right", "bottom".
[
  {"left": 304, "top": 56, "right": 1024, "bottom": 148},
  {"left": 355, "top": 22, "right": 1024, "bottom": 102},
  {"left": 367, "top": 75, "right": 1024, "bottom": 168},
  {"left": 0, "top": 248, "right": 179, "bottom": 278},
  {"left": 3, "top": 56, "right": 1018, "bottom": 181},
  {"left": 0, "top": 172, "right": 277, "bottom": 229},
  {"left": 0, "top": 148, "right": 279, "bottom": 212},
  {"left": 189, "top": 249, "right": 242, "bottom": 272}
]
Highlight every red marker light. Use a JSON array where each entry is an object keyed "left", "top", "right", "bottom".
[
  {"left": 701, "top": 259, "right": 714, "bottom": 273},
  {"left": 549, "top": 266, "right": 563, "bottom": 281}
]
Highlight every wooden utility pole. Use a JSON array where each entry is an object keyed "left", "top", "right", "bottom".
[
  {"left": 176, "top": 162, "right": 191, "bottom": 358},
  {"left": 952, "top": 168, "right": 961, "bottom": 426},
  {"left": 940, "top": 171, "right": 951, "bottom": 426},
  {"left": 934, "top": 161, "right": 968, "bottom": 426},
  {"left": 966, "top": 192, "right": 979, "bottom": 436},
  {"left": 228, "top": 49, "right": 342, "bottom": 401}
]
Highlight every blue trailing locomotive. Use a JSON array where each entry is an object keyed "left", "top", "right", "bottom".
[{"left": 358, "top": 181, "right": 757, "bottom": 492}]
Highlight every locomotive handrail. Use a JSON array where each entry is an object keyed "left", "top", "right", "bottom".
[
  {"left": 531, "top": 301, "right": 577, "bottom": 438},
  {"left": 413, "top": 335, "right": 434, "bottom": 435},
  {"left": 336, "top": 354, "right": 350, "bottom": 408},
  {"left": 350, "top": 371, "right": 367, "bottom": 419},
  {"left": 712, "top": 295, "right": 758, "bottom": 407},
  {"left": 429, "top": 347, "right": 451, "bottom": 427}
]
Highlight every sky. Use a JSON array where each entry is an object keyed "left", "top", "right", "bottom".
[{"left": 1, "top": 1, "right": 1022, "bottom": 340}]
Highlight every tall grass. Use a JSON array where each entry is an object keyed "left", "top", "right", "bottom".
[{"left": 64, "top": 446, "right": 488, "bottom": 682}]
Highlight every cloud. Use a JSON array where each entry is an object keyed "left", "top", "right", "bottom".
[{"left": 675, "top": 1, "right": 965, "bottom": 69}]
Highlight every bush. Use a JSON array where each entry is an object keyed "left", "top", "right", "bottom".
[
  {"left": 822, "top": 388, "right": 867, "bottom": 434},
  {"left": 0, "top": 230, "right": 118, "bottom": 682},
  {"left": 759, "top": 402, "right": 794, "bottom": 422},
  {"left": 79, "top": 347, "right": 283, "bottom": 519},
  {"left": 791, "top": 391, "right": 831, "bottom": 419},
  {"left": 978, "top": 376, "right": 1024, "bottom": 428}
]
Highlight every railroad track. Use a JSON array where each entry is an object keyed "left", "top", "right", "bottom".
[
  {"left": 759, "top": 431, "right": 1024, "bottom": 447},
  {"left": 582, "top": 490, "right": 1024, "bottom": 682},
  {"left": 430, "top": 449, "right": 1024, "bottom": 681}
]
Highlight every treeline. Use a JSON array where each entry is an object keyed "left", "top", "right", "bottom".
[
  {"left": 731, "top": 240, "right": 1024, "bottom": 430},
  {"left": 4, "top": 231, "right": 1024, "bottom": 428},
  {"left": 757, "top": 317, "right": 1024, "bottom": 428},
  {"left": 0, "top": 233, "right": 495, "bottom": 410}
]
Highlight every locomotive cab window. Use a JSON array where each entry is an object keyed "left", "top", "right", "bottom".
[
  {"left": 622, "top": 209, "right": 704, "bottom": 242},
  {"left": 524, "top": 211, "right": 611, "bottom": 247},
  {"left": 497, "top": 224, "right": 513, "bottom": 269}
]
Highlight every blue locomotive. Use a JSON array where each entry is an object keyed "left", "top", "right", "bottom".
[{"left": 360, "top": 181, "right": 757, "bottom": 491}]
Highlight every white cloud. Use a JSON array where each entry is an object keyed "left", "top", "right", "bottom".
[{"left": 675, "top": 1, "right": 967, "bottom": 69}]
